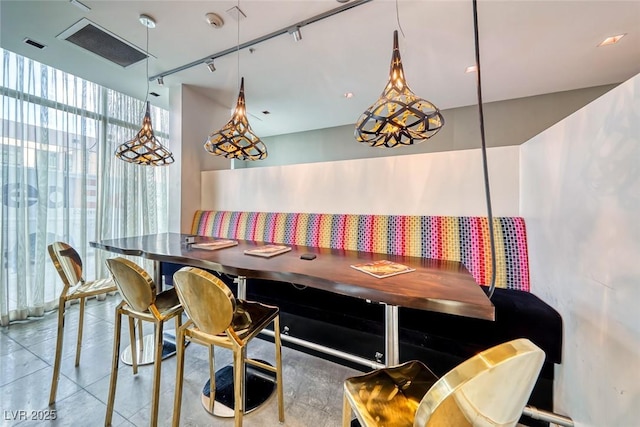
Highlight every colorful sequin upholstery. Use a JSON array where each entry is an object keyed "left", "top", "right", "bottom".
[{"left": 191, "top": 211, "right": 530, "bottom": 291}]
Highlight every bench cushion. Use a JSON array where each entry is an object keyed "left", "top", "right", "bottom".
[{"left": 192, "top": 210, "right": 530, "bottom": 291}]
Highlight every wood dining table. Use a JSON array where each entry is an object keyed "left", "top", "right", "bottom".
[{"left": 91, "top": 232, "right": 495, "bottom": 368}]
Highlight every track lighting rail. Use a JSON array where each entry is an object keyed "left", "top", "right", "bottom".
[{"left": 149, "top": 0, "right": 372, "bottom": 82}]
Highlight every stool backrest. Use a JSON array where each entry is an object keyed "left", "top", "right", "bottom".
[
  {"left": 414, "top": 338, "right": 545, "bottom": 427},
  {"left": 105, "top": 257, "right": 156, "bottom": 312},
  {"left": 48, "top": 242, "right": 84, "bottom": 293},
  {"left": 173, "top": 267, "right": 236, "bottom": 336}
]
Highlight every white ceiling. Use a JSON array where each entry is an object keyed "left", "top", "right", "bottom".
[{"left": 1, "top": 0, "right": 639, "bottom": 137}]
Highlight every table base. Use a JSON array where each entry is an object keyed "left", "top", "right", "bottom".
[
  {"left": 200, "top": 361, "right": 276, "bottom": 417},
  {"left": 120, "top": 332, "right": 183, "bottom": 366}
]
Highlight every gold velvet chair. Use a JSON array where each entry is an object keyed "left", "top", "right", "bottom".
[
  {"left": 342, "top": 338, "right": 545, "bottom": 427},
  {"left": 104, "top": 257, "right": 183, "bottom": 427},
  {"left": 171, "top": 267, "right": 284, "bottom": 427},
  {"left": 48, "top": 242, "right": 117, "bottom": 405}
]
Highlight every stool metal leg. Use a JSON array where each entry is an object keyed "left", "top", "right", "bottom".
[
  {"left": 49, "top": 296, "right": 66, "bottom": 405},
  {"left": 137, "top": 319, "right": 144, "bottom": 356},
  {"left": 128, "top": 316, "right": 138, "bottom": 374},
  {"left": 75, "top": 296, "right": 85, "bottom": 367},
  {"left": 233, "top": 346, "right": 244, "bottom": 427},
  {"left": 342, "top": 391, "right": 352, "bottom": 427},
  {"left": 274, "top": 315, "right": 284, "bottom": 422},
  {"left": 105, "top": 303, "right": 124, "bottom": 426},
  {"left": 172, "top": 326, "right": 186, "bottom": 427},
  {"left": 208, "top": 345, "right": 216, "bottom": 413},
  {"left": 150, "top": 320, "right": 164, "bottom": 427}
]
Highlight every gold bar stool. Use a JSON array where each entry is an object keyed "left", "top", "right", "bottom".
[
  {"left": 171, "top": 267, "right": 284, "bottom": 427},
  {"left": 342, "top": 338, "right": 545, "bottom": 427},
  {"left": 104, "top": 257, "right": 183, "bottom": 427},
  {"left": 47, "top": 242, "right": 117, "bottom": 405}
]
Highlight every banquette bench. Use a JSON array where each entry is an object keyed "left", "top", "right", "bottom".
[{"left": 162, "top": 210, "right": 562, "bottom": 425}]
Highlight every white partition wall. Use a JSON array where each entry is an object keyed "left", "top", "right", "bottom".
[
  {"left": 521, "top": 74, "right": 640, "bottom": 426},
  {"left": 200, "top": 146, "right": 520, "bottom": 217}
]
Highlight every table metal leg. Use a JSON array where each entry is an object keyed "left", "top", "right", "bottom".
[
  {"left": 153, "top": 260, "right": 162, "bottom": 291},
  {"left": 236, "top": 276, "right": 247, "bottom": 300},
  {"left": 384, "top": 304, "right": 399, "bottom": 366}
]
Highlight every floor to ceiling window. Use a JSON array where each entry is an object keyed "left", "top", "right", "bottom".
[{"left": 0, "top": 48, "right": 170, "bottom": 325}]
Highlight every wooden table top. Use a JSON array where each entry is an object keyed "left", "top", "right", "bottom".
[{"left": 91, "top": 233, "right": 494, "bottom": 321}]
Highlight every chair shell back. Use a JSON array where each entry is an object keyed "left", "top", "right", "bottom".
[
  {"left": 173, "top": 267, "right": 236, "bottom": 336},
  {"left": 105, "top": 257, "right": 156, "bottom": 312},
  {"left": 414, "top": 338, "right": 545, "bottom": 427},
  {"left": 48, "top": 242, "right": 83, "bottom": 292}
]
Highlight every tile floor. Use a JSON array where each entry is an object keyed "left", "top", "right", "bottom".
[{"left": 1, "top": 295, "right": 361, "bottom": 426}]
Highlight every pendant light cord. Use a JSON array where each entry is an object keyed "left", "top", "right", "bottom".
[
  {"left": 395, "top": 0, "right": 405, "bottom": 38},
  {"left": 473, "top": 0, "right": 497, "bottom": 299},
  {"left": 237, "top": 0, "right": 240, "bottom": 90},
  {"left": 142, "top": 23, "right": 150, "bottom": 120}
]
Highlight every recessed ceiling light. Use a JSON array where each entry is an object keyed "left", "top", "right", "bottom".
[
  {"left": 344, "top": 92, "right": 354, "bottom": 99},
  {"left": 598, "top": 34, "right": 626, "bottom": 47},
  {"left": 262, "top": 110, "right": 271, "bottom": 115},
  {"left": 465, "top": 65, "right": 477, "bottom": 73}
]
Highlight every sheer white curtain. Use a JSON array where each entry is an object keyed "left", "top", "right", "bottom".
[{"left": 0, "top": 49, "right": 170, "bottom": 325}]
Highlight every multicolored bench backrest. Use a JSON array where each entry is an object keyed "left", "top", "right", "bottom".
[{"left": 191, "top": 211, "right": 530, "bottom": 291}]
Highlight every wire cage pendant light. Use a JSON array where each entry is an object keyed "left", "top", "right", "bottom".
[
  {"left": 115, "top": 101, "right": 174, "bottom": 166},
  {"left": 204, "top": 77, "right": 267, "bottom": 160},
  {"left": 115, "top": 14, "right": 173, "bottom": 166},
  {"left": 355, "top": 30, "right": 445, "bottom": 147}
]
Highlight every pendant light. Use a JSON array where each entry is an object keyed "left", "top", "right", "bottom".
[
  {"left": 115, "top": 14, "right": 174, "bottom": 166},
  {"left": 204, "top": 2, "right": 267, "bottom": 161},
  {"left": 355, "top": 30, "right": 445, "bottom": 147}
]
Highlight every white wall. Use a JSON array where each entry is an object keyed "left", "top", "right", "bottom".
[
  {"left": 240, "top": 85, "right": 615, "bottom": 169},
  {"left": 177, "top": 85, "right": 231, "bottom": 232},
  {"left": 521, "top": 75, "right": 640, "bottom": 426},
  {"left": 167, "top": 84, "right": 183, "bottom": 233},
  {"left": 201, "top": 146, "right": 519, "bottom": 216}
]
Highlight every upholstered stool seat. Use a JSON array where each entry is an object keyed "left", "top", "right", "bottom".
[
  {"left": 343, "top": 338, "right": 545, "bottom": 427},
  {"left": 47, "top": 242, "right": 117, "bottom": 405}
]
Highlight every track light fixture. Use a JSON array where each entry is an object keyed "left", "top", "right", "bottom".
[
  {"left": 148, "top": 0, "right": 373, "bottom": 83},
  {"left": 205, "top": 59, "right": 216, "bottom": 73},
  {"left": 289, "top": 26, "right": 302, "bottom": 42}
]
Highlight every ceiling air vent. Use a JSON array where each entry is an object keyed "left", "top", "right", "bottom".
[
  {"left": 23, "top": 38, "right": 47, "bottom": 50},
  {"left": 57, "top": 18, "right": 148, "bottom": 68}
]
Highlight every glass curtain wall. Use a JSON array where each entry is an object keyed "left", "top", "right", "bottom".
[{"left": 0, "top": 49, "right": 170, "bottom": 325}]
